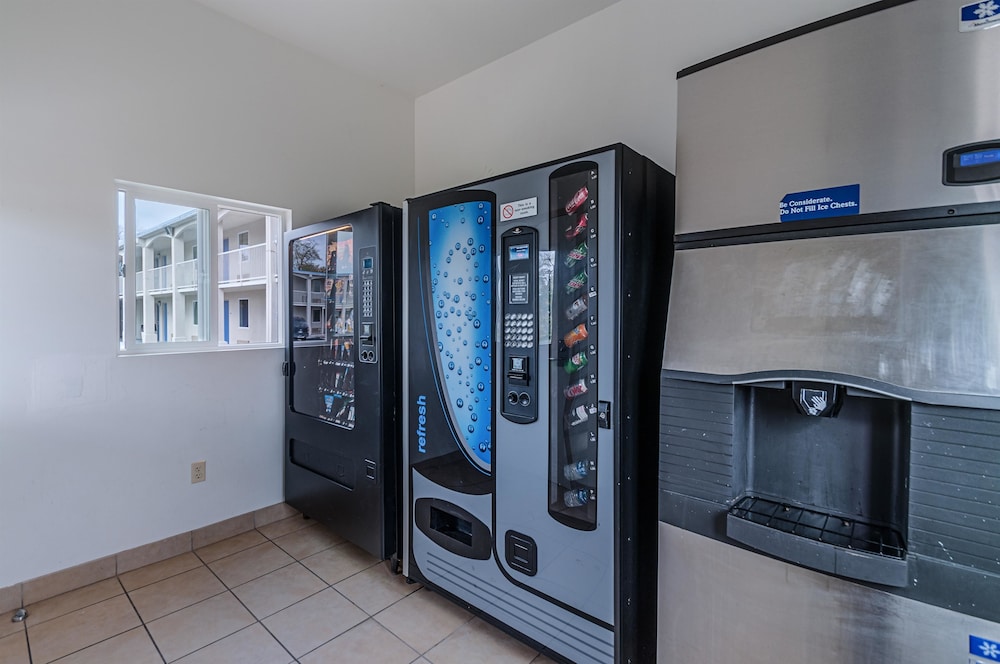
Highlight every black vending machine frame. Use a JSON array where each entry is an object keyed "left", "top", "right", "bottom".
[{"left": 283, "top": 202, "right": 402, "bottom": 563}]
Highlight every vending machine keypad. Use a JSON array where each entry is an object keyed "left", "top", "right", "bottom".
[
  {"left": 501, "top": 227, "right": 538, "bottom": 423},
  {"left": 359, "top": 247, "right": 377, "bottom": 364}
]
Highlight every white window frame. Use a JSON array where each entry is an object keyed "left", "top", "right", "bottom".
[{"left": 117, "top": 180, "right": 291, "bottom": 355}]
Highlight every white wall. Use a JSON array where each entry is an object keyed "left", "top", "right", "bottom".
[
  {"left": 0, "top": 0, "right": 413, "bottom": 586},
  {"left": 414, "top": 0, "right": 873, "bottom": 194}
]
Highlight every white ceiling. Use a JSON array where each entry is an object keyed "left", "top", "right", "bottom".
[{"left": 194, "top": 0, "right": 622, "bottom": 96}]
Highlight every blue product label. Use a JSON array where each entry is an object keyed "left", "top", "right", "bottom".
[
  {"left": 428, "top": 201, "right": 493, "bottom": 472},
  {"left": 960, "top": 1, "right": 1000, "bottom": 31},
  {"left": 971, "top": 635, "right": 1000, "bottom": 661},
  {"left": 779, "top": 184, "right": 860, "bottom": 222}
]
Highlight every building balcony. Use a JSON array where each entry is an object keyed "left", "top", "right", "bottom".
[
  {"left": 134, "top": 259, "right": 198, "bottom": 296},
  {"left": 219, "top": 243, "right": 267, "bottom": 286},
  {"left": 292, "top": 290, "right": 327, "bottom": 306}
]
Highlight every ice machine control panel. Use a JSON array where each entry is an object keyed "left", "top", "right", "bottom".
[
  {"left": 943, "top": 140, "right": 1000, "bottom": 186},
  {"left": 501, "top": 226, "right": 538, "bottom": 423},
  {"left": 359, "top": 246, "right": 377, "bottom": 364}
]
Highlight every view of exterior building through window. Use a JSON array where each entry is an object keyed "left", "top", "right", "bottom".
[{"left": 117, "top": 183, "right": 290, "bottom": 352}]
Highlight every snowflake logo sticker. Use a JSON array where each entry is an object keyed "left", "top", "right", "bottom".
[
  {"left": 975, "top": 1, "right": 999, "bottom": 18},
  {"left": 972, "top": 636, "right": 1000, "bottom": 662}
]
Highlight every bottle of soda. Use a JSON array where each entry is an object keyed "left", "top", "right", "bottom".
[
  {"left": 563, "top": 460, "right": 589, "bottom": 481},
  {"left": 565, "top": 186, "right": 589, "bottom": 215},
  {"left": 563, "top": 324, "right": 588, "bottom": 348},
  {"left": 564, "top": 379, "right": 588, "bottom": 399},
  {"left": 565, "top": 352, "right": 588, "bottom": 374},
  {"left": 564, "top": 213, "right": 588, "bottom": 239},
  {"left": 564, "top": 243, "right": 588, "bottom": 268},
  {"left": 565, "top": 271, "right": 588, "bottom": 294},
  {"left": 563, "top": 488, "right": 589, "bottom": 508},
  {"left": 565, "top": 295, "right": 588, "bottom": 320},
  {"left": 568, "top": 404, "right": 589, "bottom": 427}
]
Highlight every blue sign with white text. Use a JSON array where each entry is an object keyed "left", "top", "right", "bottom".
[
  {"left": 971, "top": 635, "right": 1000, "bottom": 661},
  {"left": 780, "top": 184, "right": 860, "bottom": 223}
]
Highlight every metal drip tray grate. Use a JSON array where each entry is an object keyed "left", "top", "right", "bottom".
[{"left": 726, "top": 495, "right": 908, "bottom": 585}]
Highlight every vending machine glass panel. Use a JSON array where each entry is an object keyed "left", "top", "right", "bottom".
[
  {"left": 290, "top": 226, "right": 356, "bottom": 428},
  {"left": 548, "top": 162, "right": 600, "bottom": 530}
]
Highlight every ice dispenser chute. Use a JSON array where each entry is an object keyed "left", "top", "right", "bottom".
[{"left": 726, "top": 379, "right": 910, "bottom": 586}]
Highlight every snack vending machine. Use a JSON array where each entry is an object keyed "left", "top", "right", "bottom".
[
  {"left": 284, "top": 202, "right": 401, "bottom": 562},
  {"left": 403, "top": 145, "right": 674, "bottom": 663}
]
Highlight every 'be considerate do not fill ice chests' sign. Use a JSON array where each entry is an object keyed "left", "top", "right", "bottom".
[{"left": 779, "top": 184, "right": 861, "bottom": 223}]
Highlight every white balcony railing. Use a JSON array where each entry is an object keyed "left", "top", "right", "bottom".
[
  {"left": 292, "top": 290, "right": 327, "bottom": 306},
  {"left": 141, "top": 265, "right": 172, "bottom": 292},
  {"left": 219, "top": 243, "right": 267, "bottom": 285},
  {"left": 174, "top": 259, "right": 198, "bottom": 289}
]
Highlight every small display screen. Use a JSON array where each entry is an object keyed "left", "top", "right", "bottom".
[
  {"left": 509, "top": 244, "right": 530, "bottom": 261},
  {"left": 510, "top": 356, "right": 526, "bottom": 372},
  {"left": 959, "top": 149, "right": 1000, "bottom": 168},
  {"left": 362, "top": 257, "right": 374, "bottom": 269}
]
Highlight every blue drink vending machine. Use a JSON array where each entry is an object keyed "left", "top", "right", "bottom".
[{"left": 403, "top": 145, "right": 674, "bottom": 663}]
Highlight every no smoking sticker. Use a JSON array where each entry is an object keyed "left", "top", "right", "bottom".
[{"left": 499, "top": 197, "right": 537, "bottom": 222}]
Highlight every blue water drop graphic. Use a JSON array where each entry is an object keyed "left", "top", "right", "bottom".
[
  {"left": 479, "top": 244, "right": 485, "bottom": 253},
  {"left": 481, "top": 340, "right": 488, "bottom": 348},
  {"left": 459, "top": 206, "right": 465, "bottom": 211},
  {"left": 435, "top": 311, "right": 442, "bottom": 319},
  {"left": 483, "top": 275, "right": 490, "bottom": 283},
  {"left": 473, "top": 319, "right": 481, "bottom": 328},
  {"left": 448, "top": 361, "right": 455, "bottom": 370},
  {"left": 457, "top": 277, "right": 463, "bottom": 285},
  {"left": 468, "top": 425, "right": 475, "bottom": 433},
  {"left": 457, "top": 368, "right": 463, "bottom": 375},
  {"left": 462, "top": 340, "right": 468, "bottom": 346},
  {"left": 471, "top": 413, "right": 478, "bottom": 421},
  {"left": 466, "top": 254, "right": 471, "bottom": 260},
  {"left": 453, "top": 295, "right": 460, "bottom": 303},
  {"left": 446, "top": 256, "right": 452, "bottom": 263},
  {"left": 437, "top": 322, "right": 443, "bottom": 330},
  {"left": 457, "top": 398, "right": 464, "bottom": 408},
  {"left": 467, "top": 237, "right": 474, "bottom": 245},
  {"left": 449, "top": 306, "right": 455, "bottom": 313},
  {"left": 446, "top": 329, "right": 452, "bottom": 336},
  {"left": 470, "top": 293, "right": 477, "bottom": 301},
  {"left": 470, "top": 248, "right": 476, "bottom": 256},
  {"left": 437, "top": 342, "right": 443, "bottom": 351},
  {"left": 432, "top": 278, "right": 438, "bottom": 286},
  {"left": 475, "top": 357, "right": 482, "bottom": 366},
  {"left": 478, "top": 216, "right": 484, "bottom": 224},
  {"left": 437, "top": 299, "right": 444, "bottom": 309},
  {"left": 455, "top": 242, "right": 461, "bottom": 250},
  {"left": 477, "top": 382, "right": 485, "bottom": 392}
]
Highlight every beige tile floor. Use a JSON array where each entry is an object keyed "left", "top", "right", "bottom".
[{"left": 0, "top": 517, "right": 559, "bottom": 664}]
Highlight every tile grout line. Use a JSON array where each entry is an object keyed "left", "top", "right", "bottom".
[
  {"left": 120, "top": 585, "right": 168, "bottom": 664},
  {"left": 191, "top": 538, "right": 300, "bottom": 664}
]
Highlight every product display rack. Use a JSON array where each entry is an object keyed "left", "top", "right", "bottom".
[{"left": 548, "top": 162, "right": 600, "bottom": 530}]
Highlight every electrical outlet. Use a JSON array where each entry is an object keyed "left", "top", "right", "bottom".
[{"left": 191, "top": 461, "right": 206, "bottom": 484}]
